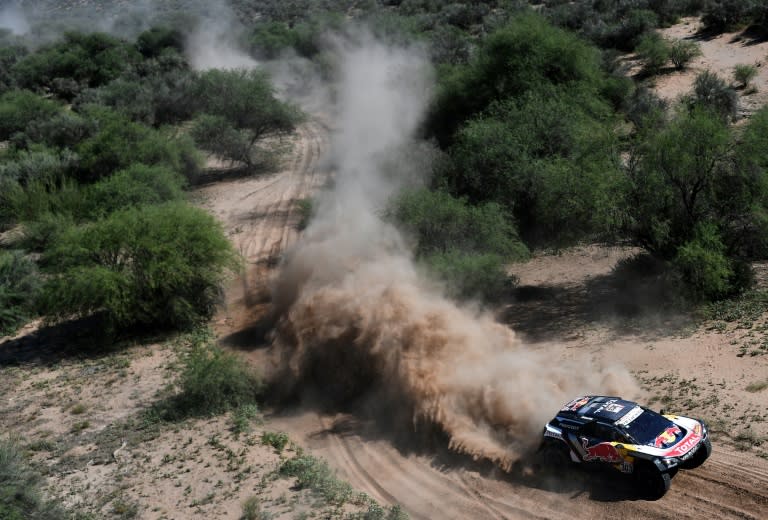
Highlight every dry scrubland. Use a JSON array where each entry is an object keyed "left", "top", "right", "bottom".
[{"left": 2, "top": 4, "right": 768, "bottom": 519}]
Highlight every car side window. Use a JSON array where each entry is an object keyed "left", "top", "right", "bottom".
[{"left": 583, "top": 422, "right": 623, "bottom": 442}]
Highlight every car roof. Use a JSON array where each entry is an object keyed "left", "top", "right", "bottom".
[{"left": 558, "top": 396, "right": 637, "bottom": 423}]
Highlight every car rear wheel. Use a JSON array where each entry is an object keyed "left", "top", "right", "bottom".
[{"left": 635, "top": 464, "right": 671, "bottom": 499}]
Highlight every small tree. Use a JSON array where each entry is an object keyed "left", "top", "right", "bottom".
[
  {"left": 669, "top": 39, "right": 702, "bottom": 70},
  {"left": 636, "top": 32, "right": 670, "bottom": 75},
  {"left": 39, "top": 202, "right": 239, "bottom": 330},
  {"left": 690, "top": 70, "right": 738, "bottom": 121},
  {"left": 733, "top": 63, "right": 758, "bottom": 89}
]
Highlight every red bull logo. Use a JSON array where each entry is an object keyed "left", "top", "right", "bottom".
[
  {"left": 582, "top": 439, "right": 623, "bottom": 463},
  {"left": 654, "top": 426, "right": 681, "bottom": 448}
]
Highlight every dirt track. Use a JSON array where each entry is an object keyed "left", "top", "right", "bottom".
[{"left": 207, "top": 119, "right": 768, "bottom": 519}]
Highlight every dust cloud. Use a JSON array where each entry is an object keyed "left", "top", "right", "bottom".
[
  {"left": 271, "top": 36, "right": 639, "bottom": 470},
  {"left": 185, "top": 1, "right": 257, "bottom": 71},
  {"left": 0, "top": 2, "right": 29, "bottom": 35}
]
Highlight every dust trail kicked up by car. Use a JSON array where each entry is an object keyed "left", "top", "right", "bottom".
[{"left": 270, "top": 35, "right": 639, "bottom": 470}]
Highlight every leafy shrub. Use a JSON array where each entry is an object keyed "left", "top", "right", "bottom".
[
  {"left": 674, "top": 222, "right": 736, "bottom": 300},
  {"left": 392, "top": 189, "right": 527, "bottom": 259},
  {"left": 75, "top": 107, "right": 201, "bottom": 182},
  {"left": 261, "top": 431, "right": 289, "bottom": 453},
  {"left": 690, "top": 70, "right": 738, "bottom": 121},
  {"left": 669, "top": 39, "right": 701, "bottom": 70},
  {"left": 190, "top": 114, "right": 252, "bottom": 166},
  {"left": 38, "top": 202, "right": 239, "bottom": 329},
  {"left": 169, "top": 342, "right": 263, "bottom": 418},
  {"left": 0, "top": 251, "right": 40, "bottom": 335},
  {"left": 424, "top": 250, "right": 515, "bottom": 300},
  {"left": 231, "top": 404, "right": 260, "bottom": 436},
  {"left": 0, "top": 436, "right": 66, "bottom": 519},
  {"left": 11, "top": 31, "right": 140, "bottom": 100},
  {"left": 136, "top": 26, "right": 184, "bottom": 58},
  {"left": 733, "top": 63, "right": 758, "bottom": 89},
  {"left": 702, "top": 0, "right": 759, "bottom": 32},
  {"left": 447, "top": 88, "right": 623, "bottom": 245},
  {"left": 0, "top": 90, "right": 60, "bottom": 140},
  {"left": 280, "top": 453, "right": 354, "bottom": 505},
  {"left": 84, "top": 164, "right": 185, "bottom": 218},
  {"left": 426, "top": 12, "right": 604, "bottom": 146},
  {"left": 15, "top": 111, "right": 95, "bottom": 149},
  {"left": 636, "top": 32, "right": 670, "bottom": 75}
]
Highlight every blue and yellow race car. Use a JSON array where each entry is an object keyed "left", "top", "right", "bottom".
[{"left": 540, "top": 396, "right": 712, "bottom": 498}]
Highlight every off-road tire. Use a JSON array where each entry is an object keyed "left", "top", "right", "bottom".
[
  {"left": 682, "top": 437, "right": 711, "bottom": 469},
  {"left": 538, "top": 439, "right": 571, "bottom": 469},
  {"left": 635, "top": 464, "right": 671, "bottom": 499}
]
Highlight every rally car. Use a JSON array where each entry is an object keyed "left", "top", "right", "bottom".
[{"left": 540, "top": 396, "right": 712, "bottom": 498}]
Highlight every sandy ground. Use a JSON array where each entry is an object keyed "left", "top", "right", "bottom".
[
  {"left": 3, "top": 17, "right": 768, "bottom": 519},
  {"left": 649, "top": 17, "right": 768, "bottom": 115}
]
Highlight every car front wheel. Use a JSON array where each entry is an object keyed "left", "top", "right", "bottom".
[{"left": 635, "top": 464, "right": 671, "bottom": 499}]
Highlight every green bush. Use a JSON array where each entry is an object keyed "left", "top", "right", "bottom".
[
  {"left": 168, "top": 342, "right": 263, "bottom": 418},
  {"left": 84, "top": 164, "right": 185, "bottom": 219},
  {"left": 0, "top": 90, "right": 60, "bottom": 140},
  {"left": 674, "top": 222, "right": 735, "bottom": 300},
  {"left": 261, "top": 431, "right": 289, "bottom": 453},
  {"left": 391, "top": 189, "right": 527, "bottom": 259},
  {"left": 0, "top": 436, "right": 66, "bottom": 519},
  {"left": 669, "top": 39, "right": 701, "bottom": 70},
  {"left": 636, "top": 32, "right": 670, "bottom": 75},
  {"left": 447, "top": 88, "right": 623, "bottom": 244},
  {"left": 733, "top": 63, "right": 758, "bottom": 89},
  {"left": 0, "top": 251, "right": 41, "bottom": 335},
  {"left": 136, "top": 26, "right": 184, "bottom": 58},
  {"left": 75, "top": 107, "right": 201, "bottom": 182},
  {"left": 280, "top": 453, "right": 354, "bottom": 506},
  {"left": 38, "top": 202, "right": 239, "bottom": 329},
  {"left": 426, "top": 12, "right": 604, "bottom": 146},
  {"left": 690, "top": 70, "right": 738, "bottom": 121},
  {"left": 190, "top": 114, "right": 252, "bottom": 166},
  {"left": 424, "top": 250, "right": 515, "bottom": 300},
  {"left": 11, "top": 31, "right": 140, "bottom": 100}
]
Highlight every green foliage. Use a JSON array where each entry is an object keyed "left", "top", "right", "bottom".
[
  {"left": 669, "top": 39, "right": 702, "bottom": 70},
  {"left": 702, "top": 0, "right": 760, "bottom": 32},
  {"left": 424, "top": 250, "right": 514, "bottom": 300},
  {"left": 168, "top": 342, "right": 263, "bottom": 418},
  {"left": 191, "top": 114, "right": 252, "bottom": 166},
  {"left": 0, "top": 90, "right": 61, "bottom": 140},
  {"left": 192, "top": 69, "right": 301, "bottom": 139},
  {"left": 674, "top": 222, "right": 734, "bottom": 300},
  {"left": 136, "top": 27, "right": 184, "bottom": 58},
  {"left": 636, "top": 32, "right": 670, "bottom": 75},
  {"left": 427, "top": 12, "right": 604, "bottom": 146},
  {"left": 261, "top": 431, "right": 289, "bottom": 453},
  {"left": 0, "top": 251, "right": 40, "bottom": 335},
  {"left": 392, "top": 189, "right": 527, "bottom": 259},
  {"left": 631, "top": 107, "right": 731, "bottom": 257},
  {"left": 11, "top": 31, "right": 141, "bottom": 100},
  {"left": 733, "top": 63, "right": 758, "bottom": 89},
  {"left": 447, "top": 87, "right": 623, "bottom": 244},
  {"left": 689, "top": 70, "right": 738, "bottom": 121},
  {"left": 38, "top": 202, "right": 239, "bottom": 329},
  {"left": 15, "top": 111, "right": 95, "bottom": 149},
  {"left": 240, "top": 496, "right": 266, "bottom": 520},
  {"left": 0, "top": 436, "right": 66, "bottom": 519},
  {"left": 84, "top": 164, "right": 185, "bottom": 219},
  {"left": 75, "top": 107, "right": 201, "bottom": 182},
  {"left": 190, "top": 69, "right": 301, "bottom": 167},
  {"left": 280, "top": 453, "right": 354, "bottom": 506},
  {"left": 231, "top": 404, "right": 261, "bottom": 436}
]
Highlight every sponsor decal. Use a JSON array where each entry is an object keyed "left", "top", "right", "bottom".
[
  {"left": 665, "top": 431, "right": 702, "bottom": 457},
  {"left": 654, "top": 426, "right": 681, "bottom": 448},
  {"left": 562, "top": 396, "right": 590, "bottom": 412},
  {"left": 581, "top": 438, "right": 623, "bottom": 463},
  {"left": 604, "top": 403, "right": 625, "bottom": 414},
  {"left": 620, "top": 461, "right": 634, "bottom": 474},
  {"left": 615, "top": 406, "right": 643, "bottom": 426}
]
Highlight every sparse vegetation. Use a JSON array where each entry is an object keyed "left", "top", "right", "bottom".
[
  {"left": 669, "top": 39, "right": 702, "bottom": 70},
  {"left": 0, "top": 436, "right": 67, "bottom": 519},
  {"left": 733, "top": 63, "right": 758, "bottom": 89}
]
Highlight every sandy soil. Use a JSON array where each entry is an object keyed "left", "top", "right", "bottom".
[{"left": 649, "top": 17, "right": 768, "bottom": 115}]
